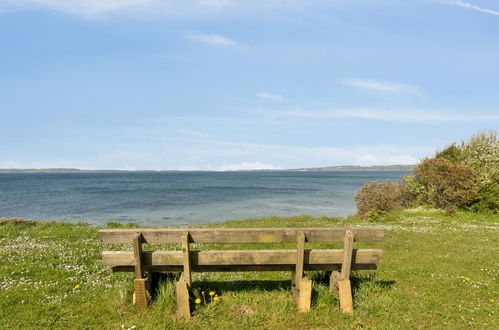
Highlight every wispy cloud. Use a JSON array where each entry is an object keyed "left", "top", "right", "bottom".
[
  {"left": 0, "top": 0, "right": 320, "bottom": 18},
  {"left": 343, "top": 79, "right": 423, "bottom": 96},
  {"left": 2, "top": 0, "right": 153, "bottom": 17},
  {"left": 445, "top": 0, "right": 499, "bottom": 17},
  {"left": 274, "top": 108, "right": 499, "bottom": 123},
  {"left": 189, "top": 33, "right": 238, "bottom": 46},
  {"left": 256, "top": 93, "right": 288, "bottom": 103},
  {"left": 197, "top": 0, "right": 233, "bottom": 8}
]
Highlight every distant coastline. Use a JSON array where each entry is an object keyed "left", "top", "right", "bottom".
[{"left": 0, "top": 165, "right": 414, "bottom": 173}]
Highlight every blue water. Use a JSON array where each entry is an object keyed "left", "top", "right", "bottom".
[{"left": 0, "top": 171, "right": 408, "bottom": 226}]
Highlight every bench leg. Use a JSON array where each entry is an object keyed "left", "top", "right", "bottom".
[
  {"left": 329, "top": 271, "right": 340, "bottom": 295},
  {"left": 176, "top": 278, "right": 191, "bottom": 319},
  {"left": 338, "top": 279, "right": 353, "bottom": 314},
  {"left": 133, "top": 278, "right": 150, "bottom": 308},
  {"left": 296, "top": 277, "right": 312, "bottom": 313}
]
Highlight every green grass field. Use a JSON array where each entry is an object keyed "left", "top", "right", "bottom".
[{"left": 1, "top": 210, "right": 498, "bottom": 329}]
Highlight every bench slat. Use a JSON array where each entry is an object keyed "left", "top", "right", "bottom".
[
  {"left": 108, "top": 263, "right": 378, "bottom": 273},
  {"left": 99, "top": 227, "right": 384, "bottom": 244},
  {"left": 102, "top": 249, "right": 383, "bottom": 267}
]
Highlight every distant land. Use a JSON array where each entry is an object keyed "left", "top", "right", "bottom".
[{"left": 0, "top": 165, "right": 415, "bottom": 173}]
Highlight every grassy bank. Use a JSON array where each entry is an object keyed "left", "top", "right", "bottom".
[{"left": 1, "top": 210, "right": 498, "bottom": 329}]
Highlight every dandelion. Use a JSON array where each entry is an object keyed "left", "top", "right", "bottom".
[
  {"left": 74, "top": 284, "right": 81, "bottom": 289},
  {"left": 209, "top": 291, "right": 215, "bottom": 296},
  {"left": 195, "top": 298, "right": 201, "bottom": 304},
  {"left": 214, "top": 296, "right": 220, "bottom": 301},
  {"left": 490, "top": 299, "right": 495, "bottom": 303}
]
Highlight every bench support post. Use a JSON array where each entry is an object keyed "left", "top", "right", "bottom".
[
  {"left": 176, "top": 278, "right": 191, "bottom": 319},
  {"left": 181, "top": 232, "right": 191, "bottom": 287},
  {"left": 297, "top": 277, "right": 312, "bottom": 313},
  {"left": 176, "top": 232, "right": 192, "bottom": 318},
  {"left": 294, "top": 231, "right": 305, "bottom": 286},
  {"left": 292, "top": 231, "right": 312, "bottom": 312},
  {"left": 337, "top": 230, "right": 354, "bottom": 314},
  {"left": 132, "top": 233, "right": 150, "bottom": 308}
]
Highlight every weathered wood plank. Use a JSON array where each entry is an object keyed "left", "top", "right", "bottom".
[
  {"left": 329, "top": 271, "right": 340, "bottom": 294},
  {"left": 176, "top": 279, "right": 190, "bottom": 319},
  {"left": 99, "top": 227, "right": 384, "bottom": 244},
  {"left": 133, "top": 278, "right": 149, "bottom": 308},
  {"left": 295, "top": 231, "right": 305, "bottom": 286},
  {"left": 109, "top": 263, "right": 378, "bottom": 273},
  {"left": 340, "top": 230, "right": 354, "bottom": 281},
  {"left": 133, "top": 233, "right": 144, "bottom": 279},
  {"left": 297, "top": 277, "right": 312, "bottom": 313},
  {"left": 102, "top": 249, "right": 383, "bottom": 267},
  {"left": 338, "top": 279, "right": 353, "bottom": 314},
  {"left": 181, "top": 232, "right": 191, "bottom": 287}
]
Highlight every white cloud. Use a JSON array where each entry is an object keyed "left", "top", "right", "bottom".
[
  {"left": 276, "top": 108, "right": 499, "bottom": 123},
  {"left": 256, "top": 93, "right": 288, "bottom": 103},
  {"left": 343, "top": 79, "right": 423, "bottom": 96},
  {"left": 218, "top": 161, "right": 278, "bottom": 171},
  {"left": 197, "top": 0, "right": 233, "bottom": 8},
  {"left": 189, "top": 33, "right": 238, "bottom": 46},
  {"left": 353, "top": 153, "right": 418, "bottom": 166},
  {"left": 0, "top": 0, "right": 319, "bottom": 18},
  {"left": 1, "top": 0, "right": 153, "bottom": 17},
  {"left": 445, "top": 0, "right": 499, "bottom": 17}
]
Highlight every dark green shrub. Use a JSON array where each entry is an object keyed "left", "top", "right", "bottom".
[
  {"left": 354, "top": 181, "right": 404, "bottom": 219},
  {"left": 414, "top": 158, "right": 478, "bottom": 213},
  {"left": 470, "top": 181, "right": 499, "bottom": 214},
  {"left": 435, "top": 143, "right": 462, "bottom": 163}
]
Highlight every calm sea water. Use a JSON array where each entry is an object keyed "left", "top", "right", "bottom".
[{"left": 0, "top": 171, "right": 408, "bottom": 226}]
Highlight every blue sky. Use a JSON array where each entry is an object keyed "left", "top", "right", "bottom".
[{"left": 1, "top": 0, "right": 498, "bottom": 170}]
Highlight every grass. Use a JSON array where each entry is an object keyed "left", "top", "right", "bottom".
[{"left": 0, "top": 210, "right": 498, "bottom": 329}]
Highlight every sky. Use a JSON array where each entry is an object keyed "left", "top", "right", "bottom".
[{"left": 0, "top": 0, "right": 498, "bottom": 170}]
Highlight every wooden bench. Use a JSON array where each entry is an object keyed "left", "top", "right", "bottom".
[{"left": 99, "top": 227, "right": 384, "bottom": 318}]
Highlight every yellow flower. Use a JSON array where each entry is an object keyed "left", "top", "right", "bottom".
[
  {"left": 214, "top": 296, "right": 220, "bottom": 301},
  {"left": 195, "top": 298, "right": 201, "bottom": 304},
  {"left": 490, "top": 299, "right": 495, "bottom": 303},
  {"left": 209, "top": 291, "right": 215, "bottom": 296},
  {"left": 74, "top": 284, "right": 81, "bottom": 289},
  {"left": 464, "top": 277, "right": 470, "bottom": 281}
]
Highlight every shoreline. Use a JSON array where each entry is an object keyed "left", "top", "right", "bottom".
[{"left": 0, "top": 165, "right": 415, "bottom": 173}]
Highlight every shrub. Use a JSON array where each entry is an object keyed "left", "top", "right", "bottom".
[
  {"left": 470, "top": 181, "right": 499, "bottom": 214},
  {"left": 354, "top": 181, "right": 404, "bottom": 219},
  {"left": 460, "top": 130, "right": 499, "bottom": 184},
  {"left": 435, "top": 143, "right": 462, "bottom": 163},
  {"left": 414, "top": 158, "right": 478, "bottom": 213},
  {"left": 400, "top": 175, "right": 428, "bottom": 208}
]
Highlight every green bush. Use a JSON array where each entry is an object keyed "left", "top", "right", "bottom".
[
  {"left": 460, "top": 130, "right": 498, "bottom": 184},
  {"left": 414, "top": 158, "right": 478, "bottom": 213},
  {"left": 470, "top": 181, "right": 499, "bottom": 214},
  {"left": 400, "top": 175, "right": 428, "bottom": 208},
  {"left": 354, "top": 181, "right": 404, "bottom": 219},
  {"left": 435, "top": 143, "right": 462, "bottom": 163},
  {"left": 354, "top": 130, "right": 497, "bottom": 215}
]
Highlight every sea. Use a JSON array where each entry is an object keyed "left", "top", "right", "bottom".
[{"left": 0, "top": 171, "right": 408, "bottom": 226}]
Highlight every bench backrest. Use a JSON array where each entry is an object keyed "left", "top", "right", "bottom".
[{"left": 99, "top": 227, "right": 384, "bottom": 244}]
